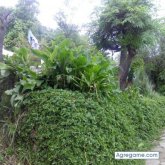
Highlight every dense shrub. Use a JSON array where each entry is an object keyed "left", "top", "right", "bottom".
[
  {"left": 15, "top": 88, "right": 165, "bottom": 165},
  {"left": 32, "top": 38, "right": 118, "bottom": 96}
]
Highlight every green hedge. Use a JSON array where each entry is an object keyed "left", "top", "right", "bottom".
[{"left": 16, "top": 89, "right": 165, "bottom": 165}]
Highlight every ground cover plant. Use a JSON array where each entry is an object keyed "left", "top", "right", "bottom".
[{"left": 10, "top": 88, "right": 165, "bottom": 165}]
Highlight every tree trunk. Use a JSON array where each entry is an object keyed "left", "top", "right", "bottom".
[
  {"left": 119, "top": 47, "right": 135, "bottom": 90},
  {"left": 0, "top": 27, "right": 5, "bottom": 61},
  {"left": 0, "top": 9, "right": 12, "bottom": 62}
]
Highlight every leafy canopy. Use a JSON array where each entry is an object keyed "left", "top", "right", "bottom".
[{"left": 91, "top": 0, "right": 156, "bottom": 51}]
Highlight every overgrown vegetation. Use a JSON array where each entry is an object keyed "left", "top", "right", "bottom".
[
  {"left": 90, "top": 0, "right": 156, "bottom": 89},
  {"left": 32, "top": 37, "right": 117, "bottom": 96},
  {"left": 0, "top": 0, "right": 165, "bottom": 164},
  {"left": 0, "top": 37, "right": 118, "bottom": 109},
  {"left": 7, "top": 88, "right": 164, "bottom": 165},
  {"left": 0, "top": 25, "right": 165, "bottom": 165}
]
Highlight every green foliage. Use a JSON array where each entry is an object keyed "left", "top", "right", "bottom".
[
  {"left": 1, "top": 36, "right": 117, "bottom": 108},
  {"left": 139, "top": 20, "right": 165, "bottom": 95},
  {"left": 4, "top": 19, "right": 30, "bottom": 51},
  {"left": 14, "top": 88, "right": 165, "bottom": 165},
  {"left": 15, "top": 0, "right": 39, "bottom": 21},
  {"left": 133, "top": 69, "right": 155, "bottom": 96},
  {"left": 130, "top": 57, "right": 156, "bottom": 96},
  {"left": 131, "top": 57, "right": 145, "bottom": 72},
  {"left": 144, "top": 37, "right": 165, "bottom": 95},
  {"left": 5, "top": 47, "right": 39, "bottom": 72},
  {"left": 4, "top": 0, "right": 39, "bottom": 50},
  {"left": 158, "top": 85, "right": 165, "bottom": 95},
  {"left": 0, "top": 62, "right": 13, "bottom": 79},
  {"left": 55, "top": 12, "right": 78, "bottom": 38},
  {"left": 32, "top": 38, "right": 118, "bottom": 96},
  {"left": 91, "top": 0, "right": 156, "bottom": 51},
  {"left": 90, "top": 0, "right": 157, "bottom": 90},
  {"left": 0, "top": 7, "right": 13, "bottom": 61},
  {"left": 0, "top": 48, "right": 42, "bottom": 108}
]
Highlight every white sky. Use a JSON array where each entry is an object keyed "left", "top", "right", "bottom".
[
  {"left": 0, "top": 0, "right": 101, "bottom": 29},
  {"left": 0, "top": 0, "right": 165, "bottom": 29}
]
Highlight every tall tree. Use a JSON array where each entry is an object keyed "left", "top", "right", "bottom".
[
  {"left": 0, "top": 7, "right": 13, "bottom": 61},
  {"left": 90, "top": 0, "right": 156, "bottom": 89}
]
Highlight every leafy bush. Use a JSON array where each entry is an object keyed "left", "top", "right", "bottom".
[
  {"left": 15, "top": 88, "right": 165, "bottom": 165},
  {"left": 32, "top": 38, "right": 118, "bottom": 96},
  {"left": 0, "top": 48, "right": 43, "bottom": 108}
]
